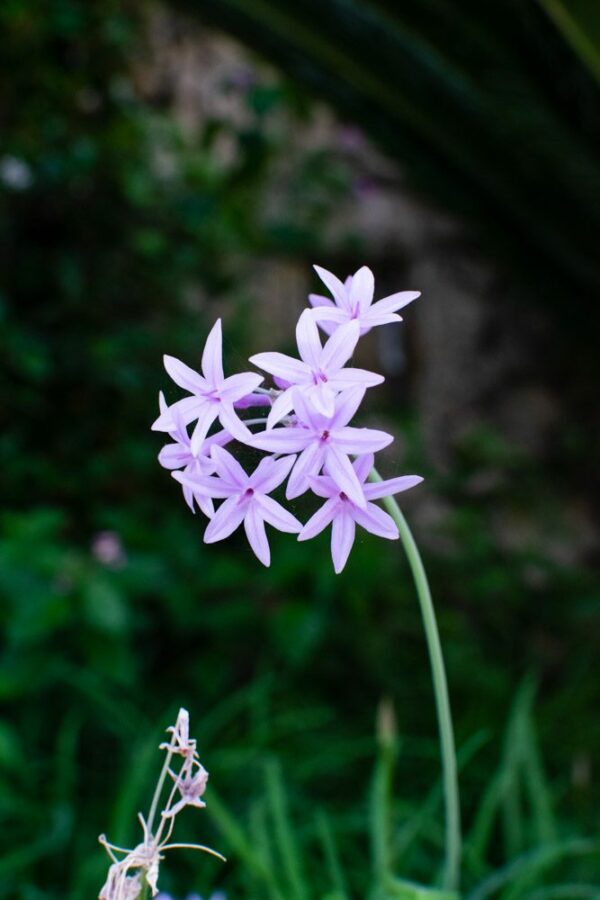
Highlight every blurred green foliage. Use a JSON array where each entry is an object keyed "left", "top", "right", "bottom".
[{"left": 0, "top": 1, "right": 599, "bottom": 898}]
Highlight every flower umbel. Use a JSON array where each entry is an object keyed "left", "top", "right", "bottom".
[
  {"left": 153, "top": 264, "right": 423, "bottom": 574},
  {"left": 98, "top": 709, "right": 225, "bottom": 899}
]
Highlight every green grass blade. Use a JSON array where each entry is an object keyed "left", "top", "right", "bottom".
[
  {"left": 265, "top": 758, "right": 307, "bottom": 900},
  {"left": 537, "top": 0, "right": 600, "bottom": 85},
  {"left": 465, "top": 838, "right": 599, "bottom": 900},
  {"left": 206, "top": 787, "right": 284, "bottom": 897},
  {"left": 316, "top": 810, "right": 350, "bottom": 899}
]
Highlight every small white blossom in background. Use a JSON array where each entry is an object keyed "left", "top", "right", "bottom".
[
  {"left": 98, "top": 709, "right": 225, "bottom": 899},
  {"left": 0, "top": 155, "right": 33, "bottom": 190}
]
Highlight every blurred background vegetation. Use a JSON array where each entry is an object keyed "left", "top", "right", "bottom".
[{"left": 0, "top": 1, "right": 599, "bottom": 897}]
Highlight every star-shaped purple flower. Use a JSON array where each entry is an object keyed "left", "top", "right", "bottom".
[
  {"left": 309, "top": 265, "right": 420, "bottom": 336},
  {"left": 298, "top": 453, "right": 423, "bottom": 573},
  {"left": 250, "top": 387, "right": 393, "bottom": 507},
  {"left": 156, "top": 392, "right": 231, "bottom": 517},
  {"left": 173, "top": 446, "right": 302, "bottom": 566},
  {"left": 152, "top": 319, "right": 263, "bottom": 454},
  {"left": 250, "top": 311, "right": 382, "bottom": 426}
]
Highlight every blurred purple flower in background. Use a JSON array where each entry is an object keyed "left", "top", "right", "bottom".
[{"left": 91, "top": 531, "right": 126, "bottom": 568}]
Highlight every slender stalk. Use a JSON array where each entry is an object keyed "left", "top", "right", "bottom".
[
  {"left": 138, "top": 746, "right": 174, "bottom": 900},
  {"left": 146, "top": 746, "right": 174, "bottom": 838},
  {"left": 368, "top": 468, "right": 461, "bottom": 892}
]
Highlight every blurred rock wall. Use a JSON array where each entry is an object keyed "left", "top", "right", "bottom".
[{"left": 132, "top": 6, "right": 597, "bottom": 568}]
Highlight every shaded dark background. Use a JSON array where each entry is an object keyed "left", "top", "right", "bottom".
[{"left": 1, "top": 1, "right": 599, "bottom": 897}]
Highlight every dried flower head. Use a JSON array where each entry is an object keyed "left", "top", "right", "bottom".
[{"left": 98, "top": 708, "right": 224, "bottom": 899}]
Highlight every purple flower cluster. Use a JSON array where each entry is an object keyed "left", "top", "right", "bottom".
[{"left": 153, "top": 265, "right": 423, "bottom": 573}]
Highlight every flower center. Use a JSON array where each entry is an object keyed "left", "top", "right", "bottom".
[
  {"left": 244, "top": 487, "right": 254, "bottom": 497},
  {"left": 312, "top": 370, "right": 328, "bottom": 385},
  {"left": 320, "top": 430, "right": 330, "bottom": 443},
  {"left": 339, "top": 491, "right": 348, "bottom": 501}
]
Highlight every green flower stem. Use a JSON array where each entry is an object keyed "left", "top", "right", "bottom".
[{"left": 368, "top": 468, "right": 461, "bottom": 892}]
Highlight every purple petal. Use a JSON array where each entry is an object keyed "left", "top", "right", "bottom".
[
  {"left": 195, "top": 494, "right": 215, "bottom": 518},
  {"left": 370, "top": 291, "right": 420, "bottom": 315},
  {"left": 331, "top": 511, "right": 356, "bottom": 573},
  {"left": 160, "top": 390, "right": 188, "bottom": 443},
  {"left": 204, "top": 429, "right": 233, "bottom": 452},
  {"left": 201, "top": 319, "right": 224, "bottom": 386},
  {"left": 204, "top": 495, "right": 247, "bottom": 543},
  {"left": 159, "top": 443, "right": 192, "bottom": 470},
  {"left": 220, "top": 372, "right": 263, "bottom": 403},
  {"left": 349, "top": 266, "right": 374, "bottom": 314},
  {"left": 158, "top": 390, "right": 168, "bottom": 415},
  {"left": 296, "top": 310, "right": 322, "bottom": 368},
  {"left": 310, "top": 306, "right": 347, "bottom": 336},
  {"left": 234, "top": 391, "right": 271, "bottom": 409},
  {"left": 168, "top": 395, "right": 194, "bottom": 443},
  {"left": 353, "top": 502, "right": 399, "bottom": 539},
  {"left": 291, "top": 388, "right": 327, "bottom": 431},
  {"left": 249, "top": 352, "right": 309, "bottom": 385},
  {"left": 319, "top": 320, "right": 359, "bottom": 373},
  {"left": 210, "top": 445, "right": 248, "bottom": 488},
  {"left": 243, "top": 505, "right": 270, "bottom": 566},
  {"left": 361, "top": 312, "right": 402, "bottom": 328},
  {"left": 286, "top": 441, "right": 326, "bottom": 499},
  {"left": 251, "top": 426, "right": 312, "bottom": 454},
  {"left": 254, "top": 494, "right": 302, "bottom": 533},
  {"left": 331, "top": 367, "right": 384, "bottom": 388},
  {"left": 310, "top": 305, "right": 348, "bottom": 325},
  {"left": 308, "top": 293, "right": 335, "bottom": 309},
  {"left": 218, "top": 403, "right": 252, "bottom": 444},
  {"left": 184, "top": 486, "right": 215, "bottom": 518},
  {"left": 353, "top": 453, "right": 374, "bottom": 484},
  {"left": 266, "top": 387, "right": 295, "bottom": 429},
  {"left": 152, "top": 395, "right": 206, "bottom": 432},
  {"left": 363, "top": 474, "right": 423, "bottom": 500},
  {"left": 163, "top": 355, "right": 207, "bottom": 394},
  {"left": 307, "top": 474, "right": 337, "bottom": 498},
  {"left": 329, "top": 386, "right": 366, "bottom": 428},
  {"left": 298, "top": 497, "right": 338, "bottom": 541},
  {"left": 182, "top": 483, "right": 197, "bottom": 513},
  {"left": 324, "top": 446, "right": 367, "bottom": 508},
  {"left": 313, "top": 265, "right": 350, "bottom": 310},
  {"left": 250, "top": 454, "right": 297, "bottom": 493},
  {"left": 172, "top": 470, "right": 236, "bottom": 499},
  {"left": 190, "top": 404, "right": 220, "bottom": 455},
  {"left": 333, "top": 426, "right": 393, "bottom": 455},
  {"left": 305, "top": 381, "right": 337, "bottom": 418}
]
